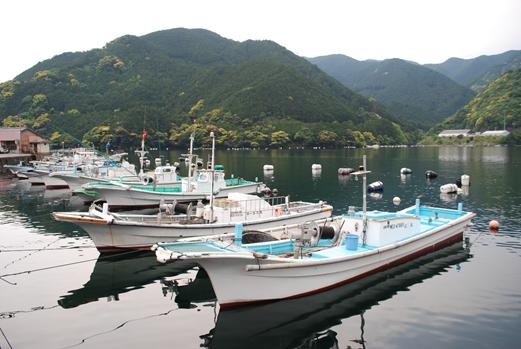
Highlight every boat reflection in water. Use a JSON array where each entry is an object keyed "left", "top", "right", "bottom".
[
  {"left": 201, "top": 240, "right": 471, "bottom": 349},
  {"left": 162, "top": 268, "right": 216, "bottom": 309},
  {"left": 58, "top": 251, "right": 199, "bottom": 309}
]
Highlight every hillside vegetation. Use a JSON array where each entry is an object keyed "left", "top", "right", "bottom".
[
  {"left": 0, "top": 28, "right": 413, "bottom": 149},
  {"left": 309, "top": 55, "right": 474, "bottom": 128},
  {"left": 425, "top": 69, "right": 521, "bottom": 144}
]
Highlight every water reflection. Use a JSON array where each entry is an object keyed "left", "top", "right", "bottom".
[
  {"left": 312, "top": 168, "right": 322, "bottom": 179},
  {"left": 481, "top": 146, "right": 508, "bottom": 163},
  {"left": 368, "top": 192, "right": 383, "bottom": 200},
  {"left": 203, "top": 241, "right": 471, "bottom": 349},
  {"left": 440, "top": 192, "right": 458, "bottom": 203},
  {"left": 58, "top": 252, "right": 198, "bottom": 309}
]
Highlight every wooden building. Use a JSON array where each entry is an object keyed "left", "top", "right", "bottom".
[{"left": 0, "top": 127, "right": 50, "bottom": 154}]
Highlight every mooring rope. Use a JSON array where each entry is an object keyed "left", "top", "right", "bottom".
[
  {"left": 0, "top": 327, "right": 13, "bottom": 349},
  {"left": 61, "top": 308, "right": 179, "bottom": 348}
]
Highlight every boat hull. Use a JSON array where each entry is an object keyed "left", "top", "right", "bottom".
[
  {"left": 88, "top": 182, "right": 263, "bottom": 208},
  {"left": 194, "top": 214, "right": 473, "bottom": 309},
  {"left": 55, "top": 207, "right": 333, "bottom": 252}
]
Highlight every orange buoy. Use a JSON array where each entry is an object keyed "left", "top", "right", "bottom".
[{"left": 488, "top": 220, "right": 500, "bottom": 231}]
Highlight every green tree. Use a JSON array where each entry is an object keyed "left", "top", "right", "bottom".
[{"left": 270, "top": 130, "right": 290, "bottom": 148}]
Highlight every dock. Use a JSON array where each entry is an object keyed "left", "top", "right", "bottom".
[{"left": 0, "top": 153, "right": 34, "bottom": 173}]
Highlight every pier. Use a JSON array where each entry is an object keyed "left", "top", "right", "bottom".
[{"left": 0, "top": 153, "right": 34, "bottom": 173}]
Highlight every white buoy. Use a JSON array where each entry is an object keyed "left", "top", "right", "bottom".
[
  {"left": 263, "top": 164, "right": 274, "bottom": 171},
  {"left": 400, "top": 168, "right": 412, "bottom": 174},
  {"left": 440, "top": 183, "right": 458, "bottom": 194},
  {"left": 461, "top": 174, "right": 470, "bottom": 186},
  {"left": 393, "top": 196, "right": 401, "bottom": 205},
  {"left": 155, "top": 158, "right": 162, "bottom": 167},
  {"left": 311, "top": 164, "right": 322, "bottom": 170}
]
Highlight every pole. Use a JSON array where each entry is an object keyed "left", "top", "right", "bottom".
[
  {"left": 210, "top": 131, "right": 215, "bottom": 170},
  {"left": 362, "top": 155, "right": 367, "bottom": 245},
  {"left": 187, "top": 133, "right": 194, "bottom": 192}
]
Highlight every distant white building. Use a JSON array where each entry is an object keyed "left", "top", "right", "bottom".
[
  {"left": 480, "top": 130, "right": 510, "bottom": 137},
  {"left": 438, "top": 129, "right": 472, "bottom": 137}
]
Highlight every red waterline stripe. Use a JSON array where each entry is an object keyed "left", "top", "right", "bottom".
[
  {"left": 220, "top": 231, "right": 464, "bottom": 310},
  {"left": 97, "top": 245, "right": 152, "bottom": 253}
]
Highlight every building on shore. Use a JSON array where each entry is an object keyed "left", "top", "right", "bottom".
[
  {"left": 438, "top": 129, "right": 472, "bottom": 137},
  {"left": 0, "top": 127, "right": 50, "bottom": 154},
  {"left": 480, "top": 130, "right": 510, "bottom": 137}
]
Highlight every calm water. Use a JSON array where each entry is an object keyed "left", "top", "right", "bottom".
[{"left": 1, "top": 146, "right": 520, "bottom": 348}]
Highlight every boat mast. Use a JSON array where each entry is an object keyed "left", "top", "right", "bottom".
[
  {"left": 136, "top": 128, "right": 147, "bottom": 176},
  {"left": 209, "top": 131, "right": 215, "bottom": 222},
  {"left": 362, "top": 155, "right": 367, "bottom": 219},
  {"left": 210, "top": 131, "right": 215, "bottom": 170},
  {"left": 187, "top": 133, "right": 194, "bottom": 192}
]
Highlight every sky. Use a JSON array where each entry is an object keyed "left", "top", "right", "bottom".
[{"left": 1, "top": 0, "right": 520, "bottom": 82}]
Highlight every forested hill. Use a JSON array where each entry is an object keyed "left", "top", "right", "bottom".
[
  {"left": 425, "top": 50, "right": 521, "bottom": 91},
  {"left": 308, "top": 54, "right": 475, "bottom": 128},
  {"left": 429, "top": 69, "right": 521, "bottom": 134},
  {"left": 0, "top": 28, "right": 411, "bottom": 149}
]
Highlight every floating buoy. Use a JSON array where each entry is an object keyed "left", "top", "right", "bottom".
[
  {"left": 425, "top": 170, "right": 438, "bottom": 179},
  {"left": 461, "top": 174, "right": 470, "bottom": 186},
  {"left": 440, "top": 183, "right": 458, "bottom": 194},
  {"left": 400, "top": 168, "right": 412, "bottom": 174},
  {"left": 489, "top": 220, "right": 500, "bottom": 231},
  {"left": 338, "top": 167, "right": 354, "bottom": 175},
  {"left": 393, "top": 196, "right": 401, "bottom": 205},
  {"left": 263, "top": 164, "right": 274, "bottom": 171},
  {"left": 367, "top": 181, "right": 384, "bottom": 192},
  {"left": 311, "top": 164, "right": 322, "bottom": 170}
]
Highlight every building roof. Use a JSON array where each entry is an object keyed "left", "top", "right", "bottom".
[
  {"left": 0, "top": 127, "right": 24, "bottom": 141},
  {"left": 481, "top": 130, "right": 510, "bottom": 137},
  {"left": 438, "top": 129, "right": 472, "bottom": 137}
]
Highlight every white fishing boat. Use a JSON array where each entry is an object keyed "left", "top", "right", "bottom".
[
  {"left": 154, "top": 156, "right": 475, "bottom": 309},
  {"left": 52, "top": 193, "right": 333, "bottom": 252},
  {"left": 77, "top": 169, "right": 264, "bottom": 208},
  {"left": 77, "top": 132, "right": 264, "bottom": 207}
]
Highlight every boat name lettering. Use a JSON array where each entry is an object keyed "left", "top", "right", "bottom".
[{"left": 383, "top": 222, "right": 414, "bottom": 230}]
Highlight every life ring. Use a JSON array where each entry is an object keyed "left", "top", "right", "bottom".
[{"left": 274, "top": 207, "right": 282, "bottom": 217}]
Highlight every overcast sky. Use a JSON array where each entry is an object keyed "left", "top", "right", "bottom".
[{"left": 1, "top": 0, "right": 520, "bottom": 82}]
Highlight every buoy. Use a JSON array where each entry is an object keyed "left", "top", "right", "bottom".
[
  {"left": 400, "top": 168, "right": 412, "bottom": 174},
  {"left": 338, "top": 167, "right": 354, "bottom": 175},
  {"left": 367, "top": 181, "right": 384, "bottom": 192},
  {"left": 489, "top": 220, "right": 500, "bottom": 231},
  {"left": 440, "top": 183, "right": 458, "bottom": 194},
  {"left": 425, "top": 170, "right": 438, "bottom": 179},
  {"left": 393, "top": 196, "right": 401, "bottom": 205},
  {"left": 311, "top": 164, "right": 322, "bottom": 170},
  {"left": 263, "top": 164, "right": 274, "bottom": 171},
  {"left": 461, "top": 174, "right": 470, "bottom": 186},
  {"left": 154, "top": 158, "right": 161, "bottom": 167}
]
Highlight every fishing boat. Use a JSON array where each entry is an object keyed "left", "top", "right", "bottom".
[
  {"left": 52, "top": 193, "right": 333, "bottom": 252},
  {"left": 203, "top": 240, "right": 470, "bottom": 349},
  {"left": 154, "top": 156, "right": 475, "bottom": 309},
  {"left": 77, "top": 169, "right": 264, "bottom": 208},
  {"left": 74, "top": 132, "right": 264, "bottom": 207}
]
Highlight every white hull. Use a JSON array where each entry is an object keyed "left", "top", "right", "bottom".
[
  {"left": 89, "top": 182, "right": 263, "bottom": 208},
  {"left": 56, "top": 207, "right": 333, "bottom": 252},
  {"left": 183, "top": 213, "right": 473, "bottom": 308}
]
